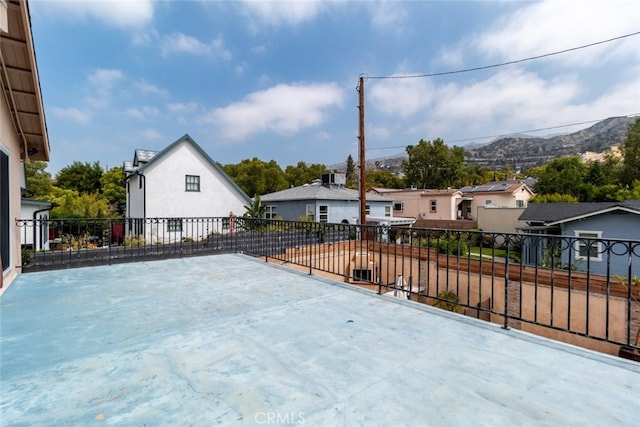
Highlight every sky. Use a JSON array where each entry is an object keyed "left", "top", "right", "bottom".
[{"left": 29, "top": 0, "right": 640, "bottom": 174}]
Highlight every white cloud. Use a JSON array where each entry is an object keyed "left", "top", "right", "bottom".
[
  {"left": 369, "top": 76, "right": 435, "bottom": 118},
  {"left": 51, "top": 107, "right": 91, "bottom": 124},
  {"left": 203, "top": 83, "right": 344, "bottom": 140},
  {"left": 239, "top": 0, "right": 326, "bottom": 27},
  {"left": 141, "top": 128, "right": 163, "bottom": 140},
  {"left": 474, "top": 1, "right": 640, "bottom": 66},
  {"left": 134, "top": 80, "right": 169, "bottom": 97},
  {"left": 166, "top": 102, "right": 199, "bottom": 114},
  {"left": 38, "top": 0, "right": 154, "bottom": 28},
  {"left": 161, "top": 32, "right": 231, "bottom": 60},
  {"left": 126, "top": 106, "right": 161, "bottom": 120},
  {"left": 367, "top": 1, "right": 408, "bottom": 32},
  {"left": 84, "top": 69, "right": 124, "bottom": 109}
]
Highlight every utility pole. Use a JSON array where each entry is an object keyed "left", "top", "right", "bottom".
[{"left": 357, "top": 76, "right": 366, "bottom": 240}]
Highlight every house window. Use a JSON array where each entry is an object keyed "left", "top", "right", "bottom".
[
  {"left": 167, "top": 218, "right": 183, "bottom": 232},
  {"left": 574, "top": 231, "right": 602, "bottom": 262},
  {"left": 365, "top": 204, "right": 371, "bottom": 215},
  {"left": 265, "top": 205, "right": 277, "bottom": 219},
  {"left": 385, "top": 206, "right": 391, "bottom": 217},
  {"left": 185, "top": 175, "right": 200, "bottom": 192},
  {"left": 485, "top": 200, "right": 492, "bottom": 206},
  {"left": 430, "top": 199, "right": 437, "bottom": 213},
  {"left": 516, "top": 200, "right": 525, "bottom": 208},
  {"left": 222, "top": 218, "right": 230, "bottom": 230},
  {"left": 306, "top": 204, "right": 315, "bottom": 221},
  {"left": 394, "top": 202, "right": 404, "bottom": 211},
  {"left": 319, "top": 205, "right": 329, "bottom": 222}
]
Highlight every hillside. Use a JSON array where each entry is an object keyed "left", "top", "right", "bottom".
[{"left": 331, "top": 116, "right": 636, "bottom": 173}]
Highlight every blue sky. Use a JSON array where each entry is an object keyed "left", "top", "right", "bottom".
[{"left": 30, "top": 0, "right": 640, "bottom": 174}]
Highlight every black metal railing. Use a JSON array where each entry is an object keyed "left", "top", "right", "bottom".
[{"left": 16, "top": 216, "right": 640, "bottom": 358}]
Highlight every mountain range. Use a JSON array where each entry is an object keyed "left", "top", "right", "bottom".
[{"left": 330, "top": 116, "right": 636, "bottom": 173}]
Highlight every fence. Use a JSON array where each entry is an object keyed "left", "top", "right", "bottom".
[{"left": 16, "top": 216, "right": 640, "bottom": 359}]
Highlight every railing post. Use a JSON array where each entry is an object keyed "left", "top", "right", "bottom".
[{"left": 503, "top": 243, "right": 510, "bottom": 330}]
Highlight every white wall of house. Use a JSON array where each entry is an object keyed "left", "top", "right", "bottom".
[
  {"left": 126, "top": 139, "right": 249, "bottom": 243},
  {"left": 469, "top": 186, "right": 532, "bottom": 220},
  {"left": 142, "top": 142, "right": 247, "bottom": 218},
  {"left": 20, "top": 201, "right": 52, "bottom": 251}
]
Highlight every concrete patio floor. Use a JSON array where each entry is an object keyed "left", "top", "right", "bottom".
[{"left": 1, "top": 254, "right": 639, "bottom": 426}]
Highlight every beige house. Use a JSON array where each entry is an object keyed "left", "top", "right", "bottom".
[
  {"left": 1, "top": 0, "right": 50, "bottom": 289},
  {"left": 460, "top": 181, "right": 534, "bottom": 220},
  {"left": 368, "top": 187, "right": 470, "bottom": 220}
]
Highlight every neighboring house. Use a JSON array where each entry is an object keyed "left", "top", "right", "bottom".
[
  {"left": 124, "top": 134, "right": 251, "bottom": 242},
  {"left": 261, "top": 173, "right": 394, "bottom": 224},
  {"left": 368, "top": 187, "right": 468, "bottom": 220},
  {"left": 1, "top": 0, "right": 50, "bottom": 288},
  {"left": 20, "top": 199, "right": 54, "bottom": 251},
  {"left": 518, "top": 201, "right": 640, "bottom": 277},
  {"left": 460, "top": 180, "right": 534, "bottom": 220}
]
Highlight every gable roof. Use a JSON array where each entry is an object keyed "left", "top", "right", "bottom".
[
  {"left": 262, "top": 181, "right": 392, "bottom": 203},
  {"left": 125, "top": 134, "right": 250, "bottom": 202},
  {"left": 519, "top": 200, "right": 640, "bottom": 226}
]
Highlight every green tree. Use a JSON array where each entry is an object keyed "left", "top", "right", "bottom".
[
  {"left": 48, "top": 187, "right": 112, "bottom": 218},
  {"left": 402, "top": 138, "right": 465, "bottom": 189},
  {"left": 529, "top": 193, "right": 579, "bottom": 203},
  {"left": 243, "top": 194, "right": 268, "bottom": 218},
  {"left": 531, "top": 156, "right": 588, "bottom": 199},
  {"left": 366, "top": 170, "right": 403, "bottom": 188},
  {"left": 100, "top": 166, "right": 126, "bottom": 212},
  {"left": 619, "top": 117, "right": 640, "bottom": 187},
  {"left": 24, "top": 161, "right": 53, "bottom": 199},
  {"left": 459, "top": 164, "right": 490, "bottom": 186},
  {"left": 345, "top": 154, "right": 357, "bottom": 188},
  {"left": 284, "top": 161, "right": 329, "bottom": 187},
  {"left": 55, "top": 161, "right": 104, "bottom": 195},
  {"left": 223, "top": 158, "right": 287, "bottom": 196}
]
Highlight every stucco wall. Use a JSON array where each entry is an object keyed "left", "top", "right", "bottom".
[
  {"left": 0, "top": 86, "right": 23, "bottom": 289},
  {"left": 476, "top": 206, "right": 526, "bottom": 233}
]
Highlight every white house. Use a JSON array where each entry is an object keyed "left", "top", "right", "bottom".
[
  {"left": 124, "top": 134, "right": 251, "bottom": 243},
  {"left": 20, "top": 198, "right": 54, "bottom": 251},
  {"left": 1, "top": 0, "right": 50, "bottom": 289}
]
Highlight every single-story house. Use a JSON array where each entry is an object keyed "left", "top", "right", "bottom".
[
  {"left": 1, "top": 0, "right": 50, "bottom": 288},
  {"left": 261, "top": 173, "right": 395, "bottom": 224},
  {"left": 124, "top": 134, "right": 251, "bottom": 243},
  {"left": 517, "top": 200, "right": 640, "bottom": 277}
]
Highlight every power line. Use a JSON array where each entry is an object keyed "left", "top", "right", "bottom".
[
  {"left": 366, "top": 31, "right": 640, "bottom": 80},
  {"left": 366, "top": 113, "right": 640, "bottom": 152}
]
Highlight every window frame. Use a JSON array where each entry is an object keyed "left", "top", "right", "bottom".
[
  {"left": 574, "top": 230, "right": 603, "bottom": 262},
  {"left": 265, "top": 205, "right": 277, "bottom": 219},
  {"left": 185, "top": 175, "right": 200, "bottom": 192},
  {"left": 167, "top": 218, "right": 183, "bottom": 232},
  {"left": 429, "top": 199, "right": 437, "bottom": 213},
  {"left": 319, "top": 205, "right": 329, "bottom": 223}
]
